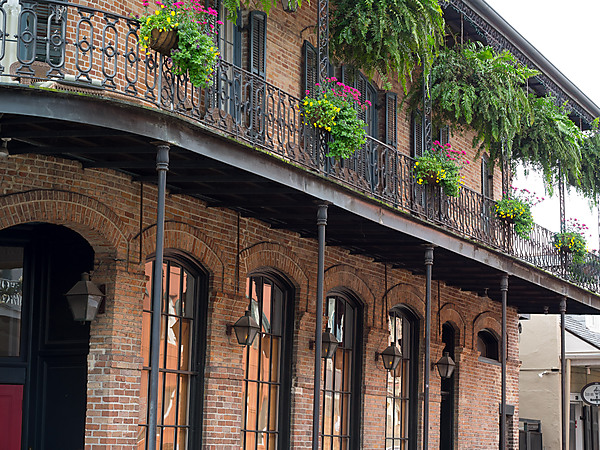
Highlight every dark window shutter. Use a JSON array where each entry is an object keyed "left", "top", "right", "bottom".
[
  {"left": 482, "top": 154, "right": 493, "bottom": 198},
  {"left": 385, "top": 93, "right": 398, "bottom": 147},
  {"left": 302, "top": 40, "right": 317, "bottom": 95},
  {"left": 440, "top": 125, "right": 450, "bottom": 145},
  {"left": 411, "top": 112, "right": 424, "bottom": 158},
  {"left": 249, "top": 11, "right": 267, "bottom": 78}
]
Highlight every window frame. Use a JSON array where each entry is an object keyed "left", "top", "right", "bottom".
[
  {"left": 320, "top": 290, "right": 363, "bottom": 450},
  {"left": 477, "top": 329, "right": 500, "bottom": 363},
  {"left": 240, "top": 271, "right": 295, "bottom": 450},
  {"left": 385, "top": 305, "right": 419, "bottom": 450},
  {"left": 139, "top": 250, "right": 209, "bottom": 450}
]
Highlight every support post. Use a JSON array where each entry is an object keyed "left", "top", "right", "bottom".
[
  {"left": 500, "top": 274, "right": 508, "bottom": 450},
  {"left": 560, "top": 297, "right": 567, "bottom": 450},
  {"left": 147, "top": 143, "right": 170, "bottom": 450},
  {"left": 423, "top": 245, "right": 434, "bottom": 450},
  {"left": 316, "top": 0, "right": 329, "bottom": 84},
  {"left": 312, "top": 204, "right": 328, "bottom": 450},
  {"left": 422, "top": 75, "right": 432, "bottom": 152}
]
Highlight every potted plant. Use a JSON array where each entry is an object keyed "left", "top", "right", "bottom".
[
  {"left": 553, "top": 218, "right": 589, "bottom": 264},
  {"left": 495, "top": 187, "right": 544, "bottom": 239},
  {"left": 302, "top": 77, "right": 368, "bottom": 159},
  {"left": 138, "top": 0, "right": 222, "bottom": 88},
  {"left": 412, "top": 141, "right": 469, "bottom": 197}
]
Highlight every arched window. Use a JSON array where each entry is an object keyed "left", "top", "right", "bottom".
[
  {"left": 241, "top": 273, "right": 294, "bottom": 449},
  {"left": 138, "top": 254, "right": 208, "bottom": 449},
  {"left": 321, "top": 292, "right": 363, "bottom": 450},
  {"left": 477, "top": 329, "right": 499, "bottom": 361},
  {"left": 386, "top": 307, "right": 418, "bottom": 450}
]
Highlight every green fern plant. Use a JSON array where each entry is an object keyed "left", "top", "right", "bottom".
[
  {"left": 222, "top": 0, "right": 302, "bottom": 20},
  {"left": 568, "top": 118, "right": 600, "bottom": 201},
  {"left": 330, "top": 0, "right": 445, "bottom": 90},
  {"left": 512, "top": 95, "right": 584, "bottom": 193},
  {"left": 406, "top": 42, "right": 537, "bottom": 159}
]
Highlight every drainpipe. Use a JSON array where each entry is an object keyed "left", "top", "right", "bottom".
[
  {"left": 423, "top": 245, "right": 434, "bottom": 450},
  {"left": 312, "top": 204, "right": 328, "bottom": 450},
  {"left": 500, "top": 274, "right": 508, "bottom": 450},
  {"left": 560, "top": 297, "right": 567, "bottom": 450},
  {"left": 147, "top": 143, "right": 169, "bottom": 450}
]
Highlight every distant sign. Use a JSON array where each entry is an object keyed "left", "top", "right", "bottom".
[{"left": 581, "top": 382, "right": 600, "bottom": 406}]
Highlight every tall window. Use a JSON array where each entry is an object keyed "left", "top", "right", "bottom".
[
  {"left": 241, "top": 274, "right": 293, "bottom": 449},
  {"left": 138, "top": 255, "right": 207, "bottom": 449},
  {"left": 321, "top": 293, "right": 362, "bottom": 450},
  {"left": 386, "top": 307, "right": 418, "bottom": 450}
]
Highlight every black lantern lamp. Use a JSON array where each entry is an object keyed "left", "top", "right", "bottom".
[
  {"left": 435, "top": 352, "right": 456, "bottom": 379},
  {"left": 65, "top": 272, "right": 104, "bottom": 322},
  {"left": 321, "top": 326, "right": 339, "bottom": 359},
  {"left": 379, "top": 344, "right": 402, "bottom": 371},
  {"left": 232, "top": 305, "right": 261, "bottom": 346},
  {"left": 281, "top": 0, "right": 298, "bottom": 12}
]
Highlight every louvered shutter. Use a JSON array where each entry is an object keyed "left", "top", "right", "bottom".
[
  {"left": 302, "top": 40, "right": 317, "bottom": 95},
  {"left": 249, "top": 11, "right": 267, "bottom": 78},
  {"left": 411, "top": 112, "right": 424, "bottom": 157},
  {"left": 440, "top": 125, "right": 450, "bottom": 145},
  {"left": 385, "top": 93, "right": 398, "bottom": 147},
  {"left": 481, "top": 155, "right": 493, "bottom": 199}
]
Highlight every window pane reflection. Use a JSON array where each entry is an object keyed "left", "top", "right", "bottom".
[
  {"left": 241, "top": 275, "right": 285, "bottom": 450},
  {"left": 139, "top": 259, "right": 199, "bottom": 450},
  {"left": 0, "top": 247, "right": 24, "bottom": 357}
]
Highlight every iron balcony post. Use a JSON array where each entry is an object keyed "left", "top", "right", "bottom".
[
  {"left": 423, "top": 245, "right": 434, "bottom": 450},
  {"left": 312, "top": 204, "right": 328, "bottom": 450},
  {"left": 560, "top": 297, "right": 567, "bottom": 450},
  {"left": 147, "top": 143, "right": 169, "bottom": 450},
  {"left": 500, "top": 274, "right": 508, "bottom": 450}
]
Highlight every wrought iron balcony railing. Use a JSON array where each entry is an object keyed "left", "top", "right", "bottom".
[{"left": 1, "top": 0, "right": 599, "bottom": 293}]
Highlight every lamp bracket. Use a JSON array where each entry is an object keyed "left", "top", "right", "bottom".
[
  {"left": 226, "top": 324, "right": 233, "bottom": 336},
  {"left": 98, "top": 284, "right": 106, "bottom": 315},
  {"left": 308, "top": 339, "right": 315, "bottom": 350}
]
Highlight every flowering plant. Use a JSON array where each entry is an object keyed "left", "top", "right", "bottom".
[
  {"left": 495, "top": 187, "right": 544, "bottom": 239},
  {"left": 553, "top": 218, "right": 589, "bottom": 264},
  {"left": 138, "top": 0, "right": 221, "bottom": 88},
  {"left": 302, "top": 77, "right": 368, "bottom": 159},
  {"left": 412, "top": 141, "right": 469, "bottom": 197}
]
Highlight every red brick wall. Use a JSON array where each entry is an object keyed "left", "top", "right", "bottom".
[{"left": 0, "top": 152, "right": 520, "bottom": 449}]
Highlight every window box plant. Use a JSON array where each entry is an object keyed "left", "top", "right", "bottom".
[
  {"left": 495, "top": 187, "right": 544, "bottom": 239},
  {"left": 412, "top": 141, "right": 469, "bottom": 197},
  {"left": 553, "top": 218, "right": 589, "bottom": 264},
  {"left": 302, "top": 77, "right": 368, "bottom": 159},
  {"left": 138, "top": 0, "right": 222, "bottom": 88}
]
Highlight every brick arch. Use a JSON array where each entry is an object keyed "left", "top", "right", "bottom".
[
  {"left": 439, "top": 303, "right": 466, "bottom": 348},
  {"left": 0, "top": 189, "right": 128, "bottom": 259},
  {"left": 324, "top": 264, "right": 376, "bottom": 326},
  {"left": 472, "top": 311, "right": 501, "bottom": 350},
  {"left": 238, "top": 241, "right": 309, "bottom": 308},
  {"left": 386, "top": 283, "right": 425, "bottom": 321},
  {"left": 138, "top": 220, "right": 226, "bottom": 291}
]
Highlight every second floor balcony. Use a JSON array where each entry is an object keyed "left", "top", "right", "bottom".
[{"left": 1, "top": 0, "right": 600, "bottom": 305}]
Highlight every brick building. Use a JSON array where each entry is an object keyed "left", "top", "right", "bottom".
[{"left": 0, "top": 0, "right": 599, "bottom": 449}]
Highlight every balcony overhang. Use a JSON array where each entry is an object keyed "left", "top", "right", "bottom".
[{"left": 1, "top": 85, "right": 600, "bottom": 314}]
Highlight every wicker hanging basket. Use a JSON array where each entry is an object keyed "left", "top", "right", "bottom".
[{"left": 149, "top": 28, "right": 178, "bottom": 56}]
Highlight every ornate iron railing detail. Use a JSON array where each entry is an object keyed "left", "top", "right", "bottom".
[{"left": 0, "top": 0, "right": 598, "bottom": 293}]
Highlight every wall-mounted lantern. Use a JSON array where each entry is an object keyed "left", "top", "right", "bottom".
[
  {"left": 434, "top": 352, "right": 456, "bottom": 379},
  {"left": 321, "top": 326, "right": 339, "bottom": 359},
  {"left": 65, "top": 272, "right": 104, "bottom": 322},
  {"left": 230, "top": 309, "right": 261, "bottom": 346},
  {"left": 376, "top": 344, "right": 402, "bottom": 371}
]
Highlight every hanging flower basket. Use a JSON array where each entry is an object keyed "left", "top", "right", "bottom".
[
  {"left": 149, "top": 28, "right": 178, "bottom": 56},
  {"left": 413, "top": 141, "right": 469, "bottom": 197}
]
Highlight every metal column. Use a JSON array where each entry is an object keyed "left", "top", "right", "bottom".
[
  {"left": 560, "top": 297, "right": 567, "bottom": 450},
  {"left": 312, "top": 204, "right": 328, "bottom": 450},
  {"left": 500, "top": 274, "right": 508, "bottom": 450},
  {"left": 423, "top": 245, "right": 434, "bottom": 450},
  {"left": 316, "top": 0, "right": 329, "bottom": 84},
  {"left": 147, "top": 143, "right": 170, "bottom": 450}
]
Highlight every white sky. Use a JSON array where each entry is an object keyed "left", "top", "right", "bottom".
[{"left": 484, "top": 0, "right": 600, "bottom": 250}]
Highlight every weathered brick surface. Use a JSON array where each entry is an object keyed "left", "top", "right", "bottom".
[{"left": 0, "top": 150, "right": 519, "bottom": 449}]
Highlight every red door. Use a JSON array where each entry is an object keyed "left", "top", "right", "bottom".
[{"left": 0, "top": 384, "right": 23, "bottom": 450}]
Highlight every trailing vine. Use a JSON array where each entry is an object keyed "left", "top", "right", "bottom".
[
  {"left": 329, "top": 0, "right": 445, "bottom": 90},
  {"left": 512, "top": 95, "right": 584, "bottom": 192},
  {"left": 406, "top": 43, "right": 537, "bottom": 158},
  {"left": 569, "top": 119, "right": 600, "bottom": 201},
  {"left": 222, "top": 0, "right": 303, "bottom": 20}
]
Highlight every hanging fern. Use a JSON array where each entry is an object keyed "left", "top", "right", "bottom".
[
  {"left": 222, "top": 0, "right": 302, "bottom": 20},
  {"left": 569, "top": 119, "right": 600, "bottom": 201},
  {"left": 406, "top": 42, "right": 537, "bottom": 159},
  {"left": 512, "top": 95, "right": 584, "bottom": 192},
  {"left": 329, "top": 0, "right": 445, "bottom": 90}
]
